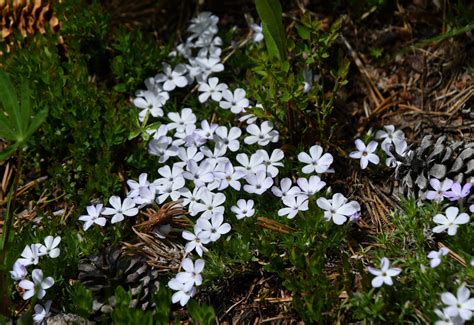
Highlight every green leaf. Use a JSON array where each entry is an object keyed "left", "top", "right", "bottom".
[
  {"left": 255, "top": 0, "right": 287, "bottom": 61},
  {"left": 296, "top": 25, "right": 311, "bottom": 40},
  {"left": 18, "top": 78, "right": 32, "bottom": 136},
  {"left": 25, "top": 107, "right": 48, "bottom": 139},
  {"left": 0, "top": 70, "right": 19, "bottom": 122},
  {"left": 0, "top": 143, "right": 19, "bottom": 161},
  {"left": 0, "top": 116, "right": 16, "bottom": 141},
  {"left": 187, "top": 299, "right": 216, "bottom": 325},
  {"left": 154, "top": 287, "right": 172, "bottom": 323}
]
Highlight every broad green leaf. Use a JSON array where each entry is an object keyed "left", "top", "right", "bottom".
[
  {"left": 255, "top": 0, "right": 287, "bottom": 61},
  {"left": 0, "top": 70, "right": 19, "bottom": 120},
  {"left": 296, "top": 25, "right": 311, "bottom": 40},
  {"left": 19, "top": 78, "right": 32, "bottom": 137},
  {"left": 0, "top": 143, "right": 19, "bottom": 161},
  {"left": 0, "top": 116, "right": 16, "bottom": 141},
  {"left": 25, "top": 107, "right": 48, "bottom": 139}
]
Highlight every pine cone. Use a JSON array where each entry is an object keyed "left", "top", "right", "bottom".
[
  {"left": 78, "top": 247, "right": 160, "bottom": 315},
  {"left": 0, "top": 0, "right": 61, "bottom": 54},
  {"left": 394, "top": 135, "right": 474, "bottom": 204}
]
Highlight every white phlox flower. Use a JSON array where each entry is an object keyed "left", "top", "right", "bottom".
[
  {"left": 168, "top": 277, "right": 196, "bottom": 307},
  {"left": 126, "top": 173, "right": 157, "bottom": 205},
  {"left": 243, "top": 170, "right": 273, "bottom": 195},
  {"left": 427, "top": 247, "right": 449, "bottom": 268},
  {"left": 316, "top": 193, "right": 360, "bottom": 225},
  {"left": 297, "top": 175, "right": 326, "bottom": 196},
  {"left": 441, "top": 285, "right": 474, "bottom": 321},
  {"left": 155, "top": 63, "right": 188, "bottom": 91},
  {"left": 192, "top": 191, "right": 226, "bottom": 219},
  {"left": 167, "top": 108, "right": 197, "bottom": 133},
  {"left": 182, "top": 226, "right": 210, "bottom": 257},
  {"left": 219, "top": 88, "right": 250, "bottom": 114},
  {"left": 214, "top": 162, "right": 245, "bottom": 191},
  {"left": 349, "top": 139, "right": 380, "bottom": 169},
  {"left": 258, "top": 149, "right": 284, "bottom": 178},
  {"left": 133, "top": 90, "right": 168, "bottom": 122},
  {"left": 198, "top": 77, "right": 228, "bottom": 103},
  {"left": 367, "top": 257, "right": 401, "bottom": 288},
  {"left": 183, "top": 160, "right": 215, "bottom": 188},
  {"left": 10, "top": 260, "right": 28, "bottom": 280},
  {"left": 196, "top": 120, "right": 218, "bottom": 140},
  {"left": 235, "top": 152, "right": 265, "bottom": 176},
  {"left": 102, "top": 196, "right": 139, "bottom": 224},
  {"left": 297, "top": 144, "right": 333, "bottom": 174},
  {"left": 432, "top": 206, "right": 469, "bottom": 236},
  {"left": 250, "top": 23, "right": 264, "bottom": 43},
  {"left": 38, "top": 236, "right": 61, "bottom": 258},
  {"left": 78, "top": 204, "right": 106, "bottom": 231},
  {"left": 244, "top": 121, "right": 279, "bottom": 146},
  {"left": 200, "top": 145, "right": 229, "bottom": 165},
  {"left": 231, "top": 199, "right": 255, "bottom": 219},
  {"left": 278, "top": 194, "right": 309, "bottom": 219},
  {"left": 18, "top": 244, "right": 41, "bottom": 266},
  {"left": 19, "top": 269, "right": 54, "bottom": 300},
  {"left": 376, "top": 125, "right": 405, "bottom": 148},
  {"left": 33, "top": 300, "right": 52, "bottom": 324},
  {"left": 176, "top": 258, "right": 205, "bottom": 292},
  {"left": 271, "top": 178, "right": 300, "bottom": 198},
  {"left": 148, "top": 136, "right": 179, "bottom": 163},
  {"left": 214, "top": 126, "right": 241, "bottom": 152},
  {"left": 426, "top": 178, "right": 453, "bottom": 202},
  {"left": 196, "top": 213, "right": 231, "bottom": 242}
]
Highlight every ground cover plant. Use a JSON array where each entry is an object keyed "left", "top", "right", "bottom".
[{"left": 0, "top": 0, "right": 473, "bottom": 323}]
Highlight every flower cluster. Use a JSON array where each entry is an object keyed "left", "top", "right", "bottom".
[
  {"left": 77, "top": 11, "right": 365, "bottom": 307},
  {"left": 10, "top": 236, "right": 60, "bottom": 323}
]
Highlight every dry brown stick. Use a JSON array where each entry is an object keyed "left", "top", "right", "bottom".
[
  {"left": 340, "top": 35, "right": 385, "bottom": 107},
  {"left": 438, "top": 242, "right": 466, "bottom": 267},
  {"left": 255, "top": 217, "right": 295, "bottom": 234},
  {"left": 1, "top": 162, "right": 12, "bottom": 193},
  {"left": 0, "top": 175, "right": 48, "bottom": 206}
]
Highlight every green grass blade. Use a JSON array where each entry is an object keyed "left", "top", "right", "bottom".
[{"left": 255, "top": 0, "right": 287, "bottom": 61}]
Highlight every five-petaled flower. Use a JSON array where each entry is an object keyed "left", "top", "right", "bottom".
[
  {"left": 349, "top": 139, "right": 380, "bottom": 169},
  {"left": 38, "top": 236, "right": 61, "bottom": 259},
  {"left": 441, "top": 285, "right": 474, "bottom": 321},
  {"left": 102, "top": 196, "right": 138, "bottom": 224},
  {"left": 367, "top": 257, "right": 401, "bottom": 288},
  {"left": 297, "top": 145, "right": 333, "bottom": 174},
  {"left": 79, "top": 204, "right": 107, "bottom": 231},
  {"left": 231, "top": 199, "right": 255, "bottom": 220},
  {"left": 432, "top": 206, "right": 469, "bottom": 236},
  {"left": 19, "top": 269, "right": 54, "bottom": 300},
  {"left": 427, "top": 247, "right": 449, "bottom": 268},
  {"left": 426, "top": 178, "right": 453, "bottom": 202},
  {"left": 316, "top": 193, "right": 360, "bottom": 225}
]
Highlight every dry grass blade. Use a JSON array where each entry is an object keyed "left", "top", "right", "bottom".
[
  {"left": 0, "top": 162, "right": 12, "bottom": 203},
  {"left": 255, "top": 217, "right": 295, "bottom": 234},
  {"left": 438, "top": 242, "right": 466, "bottom": 267},
  {"left": 0, "top": 175, "right": 48, "bottom": 206}
]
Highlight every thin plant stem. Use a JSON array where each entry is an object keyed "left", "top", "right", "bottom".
[{"left": 0, "top": 150, "right": 23, "bottom": 316}]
